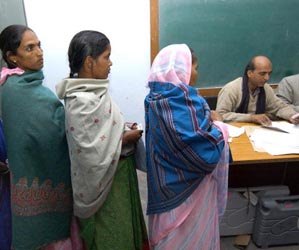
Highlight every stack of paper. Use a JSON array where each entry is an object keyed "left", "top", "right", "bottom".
[{"left": 248, "top": 122, "right": 299, "bottom": 155}]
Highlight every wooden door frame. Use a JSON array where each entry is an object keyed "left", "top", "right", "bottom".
[{"left": 150, "top": 0, "right": 159, "bottom": 63}]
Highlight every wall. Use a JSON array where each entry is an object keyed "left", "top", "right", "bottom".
[
  {"left": 23, "top": 0, "right": 150, "bottom": 124},
  {"left": 0, "top": 0, "right": 27, "bottom": 68}
]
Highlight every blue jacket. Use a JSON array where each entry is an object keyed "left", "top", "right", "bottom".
[{"left": 145, "top": 82, "right": 225, "bottom": 214}]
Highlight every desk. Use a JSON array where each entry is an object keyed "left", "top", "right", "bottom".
[
  {"left": 229, "top": 122, "right": 299, "bottom": 165},
  {"left": 228, "top": 122, "right": 299, "bottom": 194}
]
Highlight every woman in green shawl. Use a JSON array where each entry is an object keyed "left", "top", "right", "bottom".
[{"left": 0, "top": 25, "right": 81, "bottom": 250}]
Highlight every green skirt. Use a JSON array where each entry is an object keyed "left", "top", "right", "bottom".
[{"left": 79, "top": 155, "right": 148, "bottom": 250}]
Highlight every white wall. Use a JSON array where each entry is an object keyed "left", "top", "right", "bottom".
[{"left": 24, "top": 0, "right": 150, "bottom": 124}]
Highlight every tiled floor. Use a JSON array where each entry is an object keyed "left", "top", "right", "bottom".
[{"left": 137, "top": 170, "right": 299, "bottom": 250}]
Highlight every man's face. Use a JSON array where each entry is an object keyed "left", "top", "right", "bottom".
[{"left": 247, "top": 57, "right": 272, "bottom": 89}]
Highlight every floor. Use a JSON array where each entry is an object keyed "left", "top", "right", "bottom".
[
  {"left": 137, "top": 170, "right": 299, "bottom": 250},
  {"left": 220, "top": 236, "right": 299, "bottom": 250}
]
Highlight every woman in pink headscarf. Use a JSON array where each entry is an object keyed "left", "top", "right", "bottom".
[{"left": 145, "top": 44, "right": 229, "bottom": 249}]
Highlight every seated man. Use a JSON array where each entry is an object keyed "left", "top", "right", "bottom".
[
  {"left": 277, "top": 74, "right": 299, "bottom": 112},
  {"left": 216, "top": 55, "right": 299, "bottom": 125}
]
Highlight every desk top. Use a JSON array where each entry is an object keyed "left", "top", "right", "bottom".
[{"left": 229, "top": 122, "right": 299, "bottom": 165}]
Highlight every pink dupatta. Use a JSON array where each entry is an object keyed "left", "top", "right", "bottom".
[{"left": 0, "top": 67, "right": 24, "bottom": 85}]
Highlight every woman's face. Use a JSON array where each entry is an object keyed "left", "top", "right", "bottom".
[
  {"left": 9, "top": 30, "right": 43, "bottom": 71},
  {"left": 189, "top": 60, "right": 199, "bottom": 86},
  {"left": 91, "top": 44, "right": 112, "bottom": 79}
]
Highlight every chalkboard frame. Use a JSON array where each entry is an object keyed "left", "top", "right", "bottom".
[{"left": 150, "top": 0, "right": 159, "bottom": 63}]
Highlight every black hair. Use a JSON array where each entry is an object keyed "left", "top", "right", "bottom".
[
  {"left": 0, "top": 24, "right": 32, "bottom": 68},
  {"left": 243, "top": 57, "right": 256, "bottom": 78},
  {"left": 68, "top": 30, "right": 110, "bottom": 78},
  {"left": 189, "top": 47, "right": 198, "bottom": 65},
  {"left": 244, "top": 55, "right": 271, "bottom": 77}
]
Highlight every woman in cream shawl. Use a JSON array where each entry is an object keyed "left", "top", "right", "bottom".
[{"left": 56, "top": 30, "right": 148, "bottom": 250}]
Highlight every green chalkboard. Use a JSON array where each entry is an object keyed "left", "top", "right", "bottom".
[{"left": 159, "top": 0, "right": 299, "bottom": 87}]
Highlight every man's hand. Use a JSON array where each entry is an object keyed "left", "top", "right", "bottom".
[
  {"left": 289, "top": 113, "right": 299, "bottom": 124},
  {"left": 250, "top": 114, "right": 272, "bottom": 126}
]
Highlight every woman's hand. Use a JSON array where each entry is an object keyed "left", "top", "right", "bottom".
[
  {"left": 0, "top": 161, "right": 9, "bottom": 175},
  {"left": 211, "top": 110, "right": 223, "bottom": 121},
  {"left": 122, "top": 129, "right": 143, "bottom": 145}
]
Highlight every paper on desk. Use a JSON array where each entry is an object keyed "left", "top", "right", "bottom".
[
  {"left": 226, "top": 123, "right": 245, "bottom": 138},
  {"left": 243, "top": 126, "right": 266, "bottom": 152},
  {"left": 248, "top": 123, "right": 299, "bottom": 155},
  {"left": 269, "top": 121, "right": 299, "bottom": 134}
]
